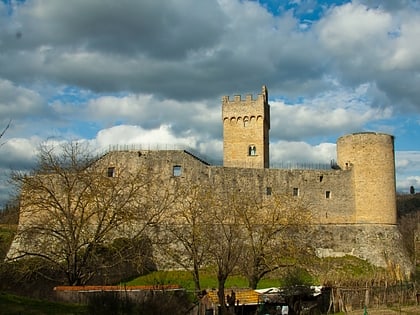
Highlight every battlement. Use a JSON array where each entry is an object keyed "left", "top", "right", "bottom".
[
  {"left": 222, "top": 85, "right": 268, "bottom": 105},
  {"left": 222, "top": 93, "right": 263, "bottom": 104}
]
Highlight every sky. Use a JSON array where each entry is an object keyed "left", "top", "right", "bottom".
[{"left": 0, "top": 0, "right": 420, "bottom": 205}]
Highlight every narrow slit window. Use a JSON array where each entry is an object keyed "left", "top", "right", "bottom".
[
  {"left": 293, "top": 187, "right": 299, "bottom": 196},
  {"left": 326, "top": 191, "right": 331, "bottom": 199},
  {"left": 107, "top": 167, "right": 115, "bottom": 177},
  {"left": 173, "top": 165, "right": 182, "bottom": 177},
  {"left": 266, "top": 187, "right": 272, "bottom": 196},
  {"left": 319, "top": 175, "right": 323, "bottom": 182}
]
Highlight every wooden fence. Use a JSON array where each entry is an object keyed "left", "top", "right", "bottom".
[{"left": 328, "top": 282, "right": 417, "bottom": 313}]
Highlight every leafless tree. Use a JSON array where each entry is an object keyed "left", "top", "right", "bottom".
[
  {"left": 0, "top": 120, "right": 11, "bottom": 147},
  {"left": 236, "top": 193, "right": 313, "bottom": 289},
  {"left": 158, "top": 183, "right": 213, "bottom": 293},
  {"left": 9, "top": 142, "right": 172, "bottom": 285},
  {"left": 205, "top": 190, "right": 246, "bottom": 315}
]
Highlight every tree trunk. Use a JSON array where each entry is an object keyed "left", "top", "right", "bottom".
[
  {"left": 218, "top": 274, "right": 228, "bottom": 315},
  {"left": 248, "top": 273, "right": 259, "bottom": 290},
  {"left": 192, "top": 260, "right": 201, "bottom": 293}
]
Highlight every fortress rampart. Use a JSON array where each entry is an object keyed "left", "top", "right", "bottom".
[{"left": 7, "top": 86, "right": 413, "bottom": 276}]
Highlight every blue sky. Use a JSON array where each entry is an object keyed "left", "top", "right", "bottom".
[{"left": 0, "top": 0, "right": 420, "bottom": 205}]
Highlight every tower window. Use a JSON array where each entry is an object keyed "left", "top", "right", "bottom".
[
  {"left": 326, "top": 191, "right": 331, "bottom": 199},
  {"left": 173, "top": 165, "right": 182, "bottom": 177},
  {"left": 107, "top": 167, "right": 115, "bottom": 177},
  {"left": 293, "top": 188, "right": 299, "bottom": 196},
  {"left": 266, "top": 187, "right": 272, "bottom": 195},
  {"left": 319, "top": 175, "right": 323, "bottom": 182},
  {"left": 248, "top": 145, "right": 256, "bottom": 156}
]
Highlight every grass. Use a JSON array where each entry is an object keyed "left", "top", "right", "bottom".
[
  {"left": 0, "top": 224, "right": 17, "bottom": 260},
  {"left": 125, "top": 269, "right": 282, "bottom": 291},
  {"left": 0, "top": 292, "right": 87, "bottom": 315}
]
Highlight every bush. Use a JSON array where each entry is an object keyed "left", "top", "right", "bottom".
[
  {"left": 283, "top": 267, "right": 314, "bottom": 287},
  {"left": 87, "top": 291, "right": 134, "bottom": 315},
  {"left": 87, "top": 290, "right": 192, "bottom": 315}
]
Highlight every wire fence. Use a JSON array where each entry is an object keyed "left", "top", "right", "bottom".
[{"left": 102, "top": 144, "right": 337, "bottom": 171}]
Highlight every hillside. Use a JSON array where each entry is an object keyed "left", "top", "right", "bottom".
[{"left": 397, "top": 192, "right": 420, "bottom": 217}]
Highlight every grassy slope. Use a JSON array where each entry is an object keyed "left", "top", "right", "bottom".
[
  {"left": 0, "top": 224, "right": 17, "bottom": 260},
  {"left": 0, "top": 292, "right": 87, "bottom": 315},
  {"left": 126, "top": 269, "right": 282, "bottom": 291}
]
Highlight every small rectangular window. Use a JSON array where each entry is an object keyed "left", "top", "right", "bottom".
[
  {"left": 173, "top": 165, "right": 182, "bottom": 177},
  {"left": 266, "top": 187, "right": 272, "bottom": 195},
  {"left": 107, "top": 167, "right": 115, "bottom": 177},
  {"left": 326, "top": 191, "right": 331, "bottom": 199},
  {"left": 293, "top": 187, "right": 299, "bottom": 196}
]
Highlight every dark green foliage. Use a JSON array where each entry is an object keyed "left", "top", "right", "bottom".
[
  {"left": 0, "top": 258, "right": 66, "bottom": 298},
  {"left": 87, "top": 237, "right": 157, "bottom": 285},
  {"left": 282, "top": 267, "right": 314, "bottom": 287},
  {"left": 0, "top": 292, "right": 87, "bottom": 315},
  {"left": 397, "top": 193, "right": 420, "bottom": 217},
  {"left": 87, "top": 291, "right": 134, "bottom": 315},
  {"left": 0, "top": 225, "right": 16, "bottom": 260},
  {"left": 86, "top": 290, "right": 192, "bottom": 315},
  {"left": 397, "top": 193, "right": 420, "bottom": 261}
]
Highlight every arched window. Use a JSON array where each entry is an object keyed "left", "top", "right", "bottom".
[{"left": 248, "top": 145, "right": 256, "bottom": 156}]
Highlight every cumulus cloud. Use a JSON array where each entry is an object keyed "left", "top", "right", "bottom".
[
  {"left": 395, "top": 151, "right": 420, "bottom": 193},
  {"left": 0, "top": 0, "right": 419, "bottom": 204},
  {"left": 270, "top": 141, "right": 336, "bottom": 165},
  {"left": 0, "top": 79, "right": 48, "bottom": 119},
  {"left": 0, "top": 137, "right": 40, "bottom": 171},
  {"left": 94, "top": 124, "right": 197, "bottom": 149}
]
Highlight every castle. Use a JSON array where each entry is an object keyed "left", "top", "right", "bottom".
[{"left": 8, "top": 86, "right": 412, "bottom": 276}]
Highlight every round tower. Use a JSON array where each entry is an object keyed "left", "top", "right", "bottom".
[{"left": 337, "top": 132, "right": 396, "bottom": 224}]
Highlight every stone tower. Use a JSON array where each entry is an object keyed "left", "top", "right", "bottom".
[
  {"left": 337, "top": 132, "right": 397, "bottom": 224},
  {"left": 222, "top": 86, "right": 270, "bottom": 168}
]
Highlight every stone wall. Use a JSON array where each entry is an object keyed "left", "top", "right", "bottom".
[
  {"left": 312, "top": 224, "right": 412, "bottom": 277},
  {"left": 8, "top": 147, "right": 412, "bottom": 275}
]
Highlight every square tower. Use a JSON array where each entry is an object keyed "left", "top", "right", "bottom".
[{"left": 222, "top": 86, "right": 270, "bottom": 168}]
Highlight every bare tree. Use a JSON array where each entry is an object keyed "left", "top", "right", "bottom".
[
  {"left": 0, "top": 120, "right": 11, "bottom": 147},
  {"left": 9, "top": 142, "right": 172, "bottom": 285},
  {"left": 236, "top": 193, "right": 313, "bottom": 289},
  {"left": 158, "top": 183, "right": 212, "bottom": 293},
  {"left": 205, "top": 190, "right": 245, "bottom": 315}
]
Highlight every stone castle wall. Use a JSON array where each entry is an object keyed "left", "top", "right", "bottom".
[
  {"left": 95, "top": 149, "right": 412, "bottom": 275},
  {"left": 7, "top": 86, "right": 412, "bottom": 276}
]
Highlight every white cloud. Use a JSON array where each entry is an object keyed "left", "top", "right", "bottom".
[
  {"left": 0, "top": 137, "right": 40, "bottom": 171},
  {"left": 0, "top": 79, "right": 47, "bottom": 118},
  {"left": 270, "top": 84, "right": 393, "bottom": 141},
  {"left": 94, "top": 124, "right": 197, "bottom": 149},
  {"left": 270, "top": 141, "right": 336, "bottom": 165},
  {"left": 318, "top": 3, "right": 392, "bottom": 56},
  {"left": 395, "top": 151, "right": 420, "bottom": 193}
]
